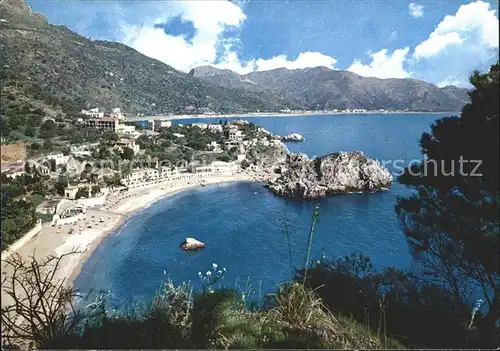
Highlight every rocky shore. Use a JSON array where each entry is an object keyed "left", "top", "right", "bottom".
[{"left": 267, "top": 151, "right": 392, "bottom": 199}]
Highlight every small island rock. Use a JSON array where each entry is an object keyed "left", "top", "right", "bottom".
[
  {"left": 267, "top": 151, "right": 392, "bottom": 199},
  {"left": 282, "top": 133, "right": 305, "bottom": 142},
  {"left": 181, "top": 237, "right": 205, "bottom": 251}
]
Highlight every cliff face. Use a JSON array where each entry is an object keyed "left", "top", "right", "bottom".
[{"left": 268, "top": 151, "right": 392, "bottom": 198}]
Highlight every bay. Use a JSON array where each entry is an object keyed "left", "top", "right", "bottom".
[{"left": 75, "top": 113, "right": 453, "bottom": 306}]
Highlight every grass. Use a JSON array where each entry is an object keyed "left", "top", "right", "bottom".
[{"left": 26, "top": 278, "right": 403, "bottom": 349}]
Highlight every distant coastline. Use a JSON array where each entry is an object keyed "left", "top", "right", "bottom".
[{"left": 126, "top": 110, "right": 459, "bottom": 122}]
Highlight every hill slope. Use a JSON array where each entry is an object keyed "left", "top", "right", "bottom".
[
  {"left": 0, "top": 0, "right": 298, "bottom": 118},
  {"left": 190, "top": 65, "right": 470, "bottom": 111}
]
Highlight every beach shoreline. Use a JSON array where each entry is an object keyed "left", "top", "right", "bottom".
[{"left": 1, "top": 172, "right": 264, "bottom": 302}]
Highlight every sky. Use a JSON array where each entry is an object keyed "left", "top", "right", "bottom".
[{"left": 27, "top": 0, "right": 499, "bottom": 87}]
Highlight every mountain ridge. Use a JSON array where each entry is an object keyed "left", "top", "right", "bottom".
[
  {"left": 0, "top": 0, "right": 469, "bottom": 124},
  {"left": 190, "top": 65, "right": 470, "bottom": 112}
]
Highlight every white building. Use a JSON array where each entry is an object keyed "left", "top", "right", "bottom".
[
  {"left": 159, "top": 120, "right": 172, "bottom": 128},
  {"left": 51, "top": 199, "right": 87, "bottom": 226},
  {"left": 46, "top": 153, "right": 69, "bottom": 166},
  {"left": 116, "top": 124, "right": 136, "bottom": 136},
  {"left": 81, "top": 108, "right": 104, "bottom": 118},
  {"left": 225, "top": 140, "right": 240, "bottom": 149},
  {"left": 229, "top": 129, "right": 243, "bottom": 141},
  {"left": 111, "top": 108, "right": 126, "bottom": 120},
  {"left": 123, "top": 168, "right": 160, "bottom": 187},
  {"left": 207, "top": 141, "right": 221, "bottom": 152},
  {"left": 115, "top": 138, "right": 140, "bottom": 154},
  {"left": 85, "top": 117, "right": 120, "bottom": 132},
  {"left": 194, "top": 161, "right": 238, "bottom": 177},
  {"left": 1, "top": 163, "right": 24, "bottom": 179}
]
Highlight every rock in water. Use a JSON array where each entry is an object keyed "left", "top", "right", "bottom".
[
  {"left": 267, "top": 151, "right": 392, "bottom": 199},
  {"left": 282, "top": 133, "right": 305, "bottom": 142},
  {"left": 181, "top": 237, "right": 205, "bottom": 251}
]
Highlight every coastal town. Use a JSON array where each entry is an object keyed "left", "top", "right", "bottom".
[
  {"left": 1, "top": 102, "right": 395, "bottom": 292},
  {"left": 1, "top": 106, "right": 294, "bottom": 283}
]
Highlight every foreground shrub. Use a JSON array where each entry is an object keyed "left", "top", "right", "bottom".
[{"left": 297, "top": 253, "right": 498, "bottom": 349}]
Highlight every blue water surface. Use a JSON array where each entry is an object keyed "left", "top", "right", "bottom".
[{"left": 75, "top": 113, "right": 454, "bottom": 306}]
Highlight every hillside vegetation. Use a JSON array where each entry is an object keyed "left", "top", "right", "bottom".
[{"left": 0, "top": 0, "right": 298, "bottom": 123}]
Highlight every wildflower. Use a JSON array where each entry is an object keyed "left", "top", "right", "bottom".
[
  {"left": 198, "top": 272, "right": 203, "bottom": 278},
  {"left": 468, "top": 299, "right": 485, "bottom": 330},
  {"left": 472, "top": 299, "right": 483, "bottom": 314},
  {"left": 212, "top": 263, "right": 218, "bottom": 270},
  {"left": 223, "top": 267, "right": 227, "bottom": 272},
  {"left": 206, "top": 271, "right": 212, "bottom": 277}
]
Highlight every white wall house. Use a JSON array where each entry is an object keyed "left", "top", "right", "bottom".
[
  {"left": 123, "top": 168, "right": 159, "bottom": 188},
  {"left": 117, "top": 124, "right": 136, "bottom": 135},
  {"left": 229, "top": 129, "right": 243, "bottom": 141},
  {"left": 194, "top": 161, "right": 237, "bottom": 177},
  {"left": 46, "top": 153, "right": 69, "bottom": 166},
  {"left": 115, "top": 138, "right": 140, "bottom": 154}
]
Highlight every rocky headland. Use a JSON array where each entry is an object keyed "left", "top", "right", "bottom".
[{"left": 267, "top": 151, "right": 392, "bottom": 199}]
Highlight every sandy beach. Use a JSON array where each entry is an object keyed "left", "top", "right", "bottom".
[{"left": 1, "top": 171, "right": 266, "bottom": 307}]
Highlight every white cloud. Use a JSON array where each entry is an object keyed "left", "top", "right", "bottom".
[
  {"left": 409, "top": 3, "right": 425, "bottom": 18},
  {"left": 213, "top": 50, "right": 256, "bottom": 74},
  {"left": 71, "top": 0, "right": 496, "bottom": 86},
  {"left": 347, "top": 47, "right": 411, "bottom": 79},
  {"left": 413, "top": 1, "right": 498, "bottom": 60},
  {"left": 410, "top": 1, "right": 499, "bottom": 87},
  {"left": 121, "top": 1, "right": 338, "bottom": 74},
  {"left": 437, "top": 76, "right": 461, "bottom": 88},
  {"left": 122, "top": 1, "right": 247, "bottom": 72},
  {"left": 255, "top": 52, "right": 337, "bottom": 71},
  {"left": 213, "top": 51, "right": 338, "bottom": 74}
]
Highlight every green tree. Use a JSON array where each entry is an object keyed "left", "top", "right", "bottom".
[
  {"left": 102, "top": 131, "right": 119, "bottom": 146},
  {"left": 396, "top": 63, "right": 499, "bottom": 337},
  {"left": 24, "top": 126, "right": 36, "bottom": 137},
  {"left": 39, "top": 120, "right": 57, "bottom": 139},
  {"left": 75, "top": 187, "right": 89, "bottom": 199},
  {"left": 91, "top": 185, "right": 101, "bottom": 196},
  {"left": 121, "top": 147, "right": 135, "bottom": 160},
  {"left": 53, "top": 180, "right": 67, "bottom": 196},
  {"left": 240, "top": 159, "right": 250, "bottom": 169},
  {"left": 43, "top": 139, "right": 53, "bottom": 151}
]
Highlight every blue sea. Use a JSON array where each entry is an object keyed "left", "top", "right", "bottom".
[{"left": 75, "top": 113, "right": 455, "bottom": 307}]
